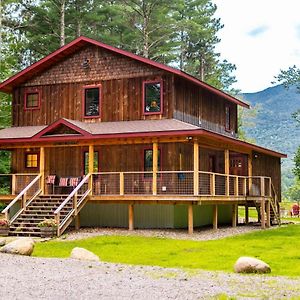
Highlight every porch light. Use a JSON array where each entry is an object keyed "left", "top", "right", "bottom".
[{"left": 186, "top": 136, "right": 193, "bottom": 141}]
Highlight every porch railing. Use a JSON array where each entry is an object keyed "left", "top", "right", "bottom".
[
  {"left": 91, "top": 171, "right": 272, "bottom": 198},
  {"left": 1, "top": 174, "right": 42, "bottom": 223},
  {"left": 54, "top": 173, "right": 92, "bottom": 236},
  {"left": 0, "top": 173, "right": 39, "bottom": 196}
]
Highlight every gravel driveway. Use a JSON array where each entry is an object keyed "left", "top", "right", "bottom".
[{"left": 1, "top": 253, "right": 300, "bottom": 300}]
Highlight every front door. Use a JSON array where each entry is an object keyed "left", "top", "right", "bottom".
[{"left": 230, "top": 153, "right": 248, "bottom": 176}]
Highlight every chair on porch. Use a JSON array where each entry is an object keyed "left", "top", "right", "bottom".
[
  {"left": 69, "top": 177, "right": 81, "bottom": 188},
  {"left": 46, "top": 175, "right": 56, "bottom": 194}
]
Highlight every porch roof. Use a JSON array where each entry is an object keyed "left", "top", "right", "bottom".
[{"left": 0, "top": 118, "right": 286, "bottom": 158}]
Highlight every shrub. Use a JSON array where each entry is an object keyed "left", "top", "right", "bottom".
[{"left": 0, "top": 219, "right": 9, "bottom": 227}]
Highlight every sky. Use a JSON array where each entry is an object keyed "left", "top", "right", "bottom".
[{"left": 213, "top": 0, "right": 300, "bottom": 93}]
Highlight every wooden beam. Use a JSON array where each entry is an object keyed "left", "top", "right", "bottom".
[
  {"left": 261, "top": 198, "right": 266, "bottom": 229},
  {"left": 75, "top": 213, "right": 80, "bottom": 230},
  {"left": 188, "top": 204, "right": 193, "bottom": 234},
  {"left": 128, "top": 204, "right": 134, "bottom": 231},
  {"left": 120, "top": 172, "right": 124, "bottom": 196},
  {"left": 232, "top": 204, "right": 237, "bottom": 227},
  {"left": 40, "top": 147, "right": 45, "bottom": 195},
  {"left": 88, "top": 144, "right": 94, "bottom": 192},
  {"left": 266, "top": 200, "right": 271, "bottom": 228},
  {"left": 213, "top": 204, "right": 218, "bottom": 230},
  {"left": 193, "top": 139, "right": 199, "bottom": 196},
  {"left": 152, "top": 141, "right": 158, "bottom": 195},
  {"left": 224, "top": 149, "right": 230, "bottom": 196},
  {"left": 248, "top": 152, "right": 253, "bottom": 194}
]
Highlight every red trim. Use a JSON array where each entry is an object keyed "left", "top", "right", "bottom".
[
  {"left": 0, "top": 36, "right": 249, "bottom": 109},
  {"left": 82, "top": 84, "right": 102, "bottom": 119},
  {"left": 24, "top": 88, "right": 41, "bottom": 111},
  {"left": 34, "top": 118, "right": 92, "bottom": 138},
  {"left": 0, "top": 127, "right": 286, "bottom": 158},
  {"left": 25, "top": 152, "right": 39, "bottom": 169},
  {"left": 142, "top": 80, "right": 163, "bottom": 115}
]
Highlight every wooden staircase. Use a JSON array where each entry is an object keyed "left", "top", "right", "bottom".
[{"left": 9, "top": 195, "right": 72, "bottom": 237}]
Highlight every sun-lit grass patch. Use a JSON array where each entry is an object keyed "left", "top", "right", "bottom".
[{"left": 33, "top": 224, "right": 300, "bottom": 276}]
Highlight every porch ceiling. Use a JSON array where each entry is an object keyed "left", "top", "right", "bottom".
[{"left": 0, "top": 118, "right": 286, "bottom": 158}]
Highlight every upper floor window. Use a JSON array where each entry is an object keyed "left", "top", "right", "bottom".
[
  {"left": 25, "top": 153, "right": 38, "bottom": 169},
  {"left": 225, "top": 106, "right": 231, "bottom": 131},
  {"left": 143, "top": 81, "right": 163, "bottom": 115},
  {"left": 83, "top": 86, "right": 100, "bottom": 118},
  {"left": 24, "top": 90, "right": 41, "bottom": 110}
]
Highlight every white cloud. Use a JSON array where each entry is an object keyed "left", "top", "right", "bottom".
[{"left": 213, "top": 0, "right": 300, "bottom": 92}]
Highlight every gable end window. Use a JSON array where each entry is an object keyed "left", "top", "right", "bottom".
[
  {"left": 225, "top": 106, "right": 231, "bottom": 131},
  {"left": 83, "top": 86, "right": 100, "bottom": 118},
  {"left": 143, "top": 81, "right": 163, "bottom": 115},
  {"left": 25, "top": 153, "right": 39, "bottom": 169},
  {"left": 24, "top": 90, "right": 41, "bottom": 110}
]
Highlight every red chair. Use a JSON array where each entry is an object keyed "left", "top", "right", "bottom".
[{"left": 292, "top": 204, "right": 299, "bottom": 217}]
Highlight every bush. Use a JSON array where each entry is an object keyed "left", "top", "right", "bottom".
[{"left": 37, "top": 219, "right": 58, "bottom": 228}]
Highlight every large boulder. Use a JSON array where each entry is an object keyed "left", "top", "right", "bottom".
[
  {"left": 0, "top": 238, "right": 6, "bottom": 246},
  {"left": 234, "top": 256, "right": 271, "bottom": 274},
  {"left": 70, "top": 247, "right": 99, "bottom": 262},
  {"left": 0, "top": 238, "right": 35, "bottom": 256}
]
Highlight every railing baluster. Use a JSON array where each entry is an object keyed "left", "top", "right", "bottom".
[
  {"left": 210, "top": 173, "right": 215, "bottom": 196},
  {"left": 120, "top": 172, "right": 124, "bottom": 196}
]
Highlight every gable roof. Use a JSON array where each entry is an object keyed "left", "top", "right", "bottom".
[
  {"left": 0, "top": 36, "right": 249, "bottom": 109},
  {"left": 0, "top": 118, "right": 286, "bottom": 158}
]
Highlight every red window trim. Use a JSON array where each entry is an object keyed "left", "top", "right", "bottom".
[
  {"left": 25, "top": 152, "right": 39, "bottom": 169},
  {"left": 143, "top": 146, "right": 162, "bottom": 180},
  {"left": 225, "top": 105, "right": 231, "bottom": 132},
  {"left": 82, "top": 150, "right": 100, "bottom": 175},
  {"left": 82, "top": 84, "right": 102, "bottom": 119},
  {"left": 24, "top": 88, "right": 41, "bottom": 111},
  {"left": 142, "top": 79, "right": 163, "bottom": 116}
]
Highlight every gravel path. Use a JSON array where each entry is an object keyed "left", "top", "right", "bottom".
[
  {"left": 61, "top": 224, "right": 266, "bottom": 241},
  {"left": 1, "top": 253, "right": 300, "bottom": 300}
]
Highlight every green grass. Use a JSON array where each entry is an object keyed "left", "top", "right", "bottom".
[{"left": 34, "top": 224, "right": 300, "bottom": 276}]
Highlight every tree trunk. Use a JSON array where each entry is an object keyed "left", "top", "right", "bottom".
[
  {"left": 199, "top": 54, "right": 205, "bottom": 81},
  {"left": 60, "top": 0, "right": 65, "bottom": 47}
]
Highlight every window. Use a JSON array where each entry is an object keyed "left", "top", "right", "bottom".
[
  {"left": 24, "top": 90, "right": 40, "bottom": 110},
  {"left": 225, "top": 106, "right": 231, "bottom": 131},
  {"left": 83, "top": 151, "right": 99, "bottom": 174},
  {"left": 84, "top": 87, "right": 100, "bottom": 117},
  {"left": 25, "top": 153, "right": 38, "bottom": 168},
  {"left": 144, "top": 149, "right": 161, "bottom": 177},
  {"left": 143, "top": 81, "right": 162, "bottom": 114}
]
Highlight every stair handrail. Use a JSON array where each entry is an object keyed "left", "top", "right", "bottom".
[
  {"left": 1, "top": 174, "right": 42, "bottom": 222},
  {"left": 54, "top": 174, "right": 91, "bottom": 235},
  {"left": 54, "top": 174, "right": 91, "bottom": 215},
  {"left": 270, "top": 182, "right": 281, "bottom": 225}
]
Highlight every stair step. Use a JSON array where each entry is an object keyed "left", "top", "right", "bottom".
[
  {"left": 10, "top": 226, "right": 41, "bottom": 232},
  {"left": 9, "top": 231, "right": 42, "bottom": 237}
]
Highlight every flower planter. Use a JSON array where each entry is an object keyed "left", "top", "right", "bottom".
[
  {"left": 0, "top": 227, "right": 9, "bottom": 237},
  {"left": 40, "top": 227, "right": 57, "bottom": 238}
]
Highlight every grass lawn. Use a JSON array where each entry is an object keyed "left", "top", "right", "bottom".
[{"left": 34, "top": 224, "right": 300, "bottom": 277}]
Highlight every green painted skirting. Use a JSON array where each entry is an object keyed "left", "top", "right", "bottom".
[{"left": 80, "top": 203, "right": 233, "bottom": 229}]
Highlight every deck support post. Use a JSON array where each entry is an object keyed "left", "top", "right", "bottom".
[
  {"left": 152, "top": 141, "right": 158, "bottom": 195},
  {"left": 129, "top": 203, "right": 134, "bottom": 231},
  {"left": 261, "top": 198, "right": 266, "bottom": 229},
  {"left": 232, "top": 204, "right": 237, "bottom": 227},
  {"left": 193, "top": 139, "right": 199, "bottom": 196},
  {"left": 12, "top": 174, "right": 16, "bottom": 195},
  {"left": 266, "top": 200, "right": 271, "bottom": 228},
  {"left": 75, "top": 213, "right": 80, "bottom": 230},
  {"left": 245, "top": 203, "right": 249, "bottom": 224},
  {"left": 213, "top": 204, "right": 218, "bottom": 230},
  {"left": 248, "top": 153, "right": 253, "bottom": 194},
  {"left": 224, "top": 149, "right": 230, "bottom": 196},
  {"left": 88, "top": 145, "right": 94, "bottom": 193},
  {"left": 40, "top": 147, "right": 45, "bottom": 195},
  {"left": 188, "top": 204, "right": 193, "bottom": 234}
]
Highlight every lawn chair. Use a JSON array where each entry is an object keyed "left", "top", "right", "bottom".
[
  {"left": 46, "top": 175, "right": 56, "bottom": 194},
  {"left": 291, "top": 204, "right": 299, "bottom": 217}
]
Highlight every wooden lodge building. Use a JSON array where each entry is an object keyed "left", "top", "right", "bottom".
[{"left": 0, "top": 36, "right": 286, "bottom": 237}]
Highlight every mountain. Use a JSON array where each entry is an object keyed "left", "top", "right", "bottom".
[{"left": 242, "top": 84, "right": 300, "bottom": 192}]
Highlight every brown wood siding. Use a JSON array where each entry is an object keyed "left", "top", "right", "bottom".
[
  {"left": 173, "top": 78, "right": 237, "bottom": 136},
  {"left": 13, "top": 75, "right": 174, "bottom": 126},
  {"left": 252, "top": 153, "right": 281, "bottom": 201}
]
